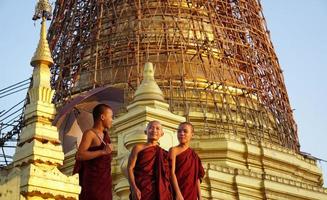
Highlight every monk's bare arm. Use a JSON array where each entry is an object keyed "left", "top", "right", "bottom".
[
  {"left": 76, "top": 130, "right": 109, "bottom": 160},
  {"left": 197, "top": 179, "right": 202, "bottom": 200},
  {"left": 169, "top": 147, "right": 184, "bottom": 200},
  {"left": 127, "top": 145, "right": 142, "bottom": 200}
]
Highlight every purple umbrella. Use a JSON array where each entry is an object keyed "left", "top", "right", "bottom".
[{"left": 53, "top": 86, "right": 124, "bottom": 153}]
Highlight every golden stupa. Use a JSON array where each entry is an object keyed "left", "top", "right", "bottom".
[{"left": 0, "top": 0, "right": 326, "bottom": 199}]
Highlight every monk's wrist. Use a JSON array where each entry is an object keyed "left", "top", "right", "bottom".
[
  {"left": 100, "top": 150, "right": 106, "bottom": 155},
  {"left": 131, "top": 185, "right": 138, "bottom": 191}
]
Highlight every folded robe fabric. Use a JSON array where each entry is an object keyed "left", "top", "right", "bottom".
[
  {"left": 175, "top": 148, "right": 205, "bottom": 200},
  {"left": 73, "top": 133, "right": 112, "bottom": 200},
  {"left": 131, "top": 145, "right": 172, "bottom": 200}
]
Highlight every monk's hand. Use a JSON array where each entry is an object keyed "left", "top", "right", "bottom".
[
  {"left": 132, "top": 187, "right": 141, "bottom": 200},
  {"left": 103, "top": 144, "right": 113, "bottom": 155}
]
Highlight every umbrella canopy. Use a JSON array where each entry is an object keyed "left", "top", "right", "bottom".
[{"left": 53, "top": 86, "right": 124, "bottom": 154}]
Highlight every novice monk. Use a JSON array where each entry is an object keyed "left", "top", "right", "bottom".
[
  {"left": 169, "top": 122, "right": 205, "bottom": 200},
  {"left": 127, "top": 121, "right": 172, "bottom": 200},
  {"left": 73, "top": 104, "right": 114, "bottom": 200}
]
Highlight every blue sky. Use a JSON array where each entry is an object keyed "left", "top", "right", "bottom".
[
  {"left": 0, "top": 0, "right": 326, "bottom": 185},
  {"left": 261, "top": 0, "right": 327, "bottom": 185}
]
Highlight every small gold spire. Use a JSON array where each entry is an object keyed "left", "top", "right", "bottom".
[
  {"left": 133, "top": 62, "right": 165, "bottom": 102},
  {"left": 30, "top": 17, "right": 54, "bottom": 67},
  {"left": 31, "top": 0, "right": 53, "bottom": 67}
]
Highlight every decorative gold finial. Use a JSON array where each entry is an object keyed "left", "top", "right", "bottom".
[
  {"left": 32, "top": 0, "right": 52, "bottom": 21},
  {"left": 30, "top": 0, "right": 53, "bottom": 67},
  {"left": 133, "top": 62, "right": 165, "bottom": 102}
]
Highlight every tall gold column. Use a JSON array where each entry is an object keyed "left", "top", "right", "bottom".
[{"left": 0, "top": 1, "right": 80, "bottom": 199}]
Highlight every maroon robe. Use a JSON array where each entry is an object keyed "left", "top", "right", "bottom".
[
  {"left": 73, "top": 133, "right": 112, "bottom": 200},
  {"left": 131, "top": 145, "right": 172, "bottom": 200},
  {"left": 175, "top": 148, "right": 205, "bottom": 200}
]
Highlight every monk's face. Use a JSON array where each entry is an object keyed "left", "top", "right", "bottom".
[
  {"left": 177, "top": 124, "right": 193, "bottom": 144},
  {"left": 101, "top": 108, "right": 113, "bottom": 129},
  {"left": 146, "top": 121, "right": 163, "bottom": 141}
]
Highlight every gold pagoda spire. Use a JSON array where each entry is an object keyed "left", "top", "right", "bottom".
[
  {"left": 14, "top": 0, "right": 60, "bottom": 165},
  {"left": 30, "top": 0, "right": 53, "bottom": 67},
  {"left": 0, "top": 1, "right": 81, "bottom": 199},
  {"left": 133, "top": 62, "right": 165, "bottom": 102}
]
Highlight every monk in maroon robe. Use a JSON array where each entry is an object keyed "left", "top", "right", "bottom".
[
  {"left": 128, "top": 121, "right": 172, "bottom": 200},
  {"left": 170, "top": 122, "right": 205, "bottom": 200},
  {"left": 73, "top": 104, "right": 114, "bottom": 200}
]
